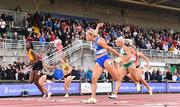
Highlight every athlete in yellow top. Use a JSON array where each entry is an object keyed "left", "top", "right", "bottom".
[
  {"left": 26, "top": 42, "right": 53, "bottom": 98},
  {"left": 60, "top": 58, "right": 74, "bottom": 97}
]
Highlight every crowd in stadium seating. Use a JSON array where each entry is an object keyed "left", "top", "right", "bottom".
[
  {"left": 144, "top": 69, "right": 180, "bottom": 82},
  {"left": 1, "top": 10, "right": 180, "bottom": 54},
  {"left": 0, "top": 60, "right": 29, "bottom": 80},
  {"left": 22, "top": 11, "right": 180, "bottom": 53}
]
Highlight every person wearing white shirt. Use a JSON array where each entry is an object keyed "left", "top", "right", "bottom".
[{"left": 0, "top": 18, "right": 6, "bottom": 36}]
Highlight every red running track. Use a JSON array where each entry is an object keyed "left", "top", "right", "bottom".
[{"left": 0, "top": 94, "right": 179, "bottom": 107}]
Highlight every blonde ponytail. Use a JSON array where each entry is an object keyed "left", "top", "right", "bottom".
[{"left": 86, "top": 29, "right": 99, "bottom": 37}]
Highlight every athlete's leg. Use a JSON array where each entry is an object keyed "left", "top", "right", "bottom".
[
  {"left": 128, "top": 66, "right": 140, "bottom": 82},
  {"left": 29, "top": 70, "right": 35, "bottom": 83},
  {"left": 34, "top": 71, "right": 44, "bottom": 95},
  {"left": 39, "top": 75, "right": 48, "bottom": 94},
  {"left": 104, "top": 59, "right": 120, "bottom": 81},
  {"left": 91, "top": 63, "right": 104, "bottom": 98},
  {"left": 114, "top": 67, "right": 127, "bottom": 95}
]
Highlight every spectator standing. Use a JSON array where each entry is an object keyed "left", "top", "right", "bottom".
[
  {"left": 151, "top": 70, "right": 157, "bottom": 81},
  {"left": 80, "top": 67, "right": 86, "bottom": 81},
  {"left": 156, "top": 70, "right": 162, "bottom": 82},
  {"left": 46, "top": 18, "right": 52, "bottom": 31},
  {"left": 165, "top": 70, "right": 172, "bottom": 80},
  {"left": 176, "top": 74, "right": 180, "bottom": 81},
  {"left": 1, "top": 67, "right": 6, "bottom": 79},
  {"left": 86, "top": 67, "right": 92, "bottom": 82},
  {"left": 172, "top": 73, "right": 177, "bottom": 82},
  {"left": 39, "top": 34, "right": 46, "bottom": 44},
  {"left": 145, "top": 70, "right": 151, "bottom": 81},
  {"left": 50, "top": 31, "right": 56, "bottom": 42},
  {"left": 71, "top": 66, "right": 80, "bottom": 80},
  {"left": 0, "top": 65, "right": 3, "bottom": 79},
  {"left": 54, "top": 37, "right": 63, "bottom": 51},
  {"left": 0, "top": 18, "right": 6, "bottom": 36}
]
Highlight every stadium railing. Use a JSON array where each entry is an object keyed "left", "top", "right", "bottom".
[
  {"left": 82, "top": 41, "right": 180, "bottom": 58},
  {"left": 1, "top": 39, "right": 54, "bottom": 51},
  {"left": 139, "top": 49, "right": 180, "bottom": 58},
  {"left": 1, "top": 39, "right": 180, "bottom": 59},
  {"left": 42, "top": 40, "right": 83, "bottom": 65}
]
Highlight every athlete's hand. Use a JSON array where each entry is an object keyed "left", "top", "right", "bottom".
[
  {"left": 97, "top": 23, "right": 104, "bottom": 28},
  {"left": 114, "top": 57, "right": 122, "bottom": 63},
  {"left": 145, "top": 64, "right": 151, "bottom": 68}
]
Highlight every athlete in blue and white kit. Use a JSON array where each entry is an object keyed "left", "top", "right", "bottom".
[{"left": 85, "top": 23, "right": 121, "bottom": 103}]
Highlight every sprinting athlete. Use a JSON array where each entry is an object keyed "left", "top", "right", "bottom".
[
  {"left": 108, "top": 37, "right": 140, "bottom": 98},
  {"left": 84, "top": 23, "right": 121, "bottom": 104},
  {"left": 109, "top": 42, "right": 152, "bottom": 99},
  {"left": 60, "top": 58, "right": 75, "bottom": 97},
  {"left": 26, "top": 42, "right": 53, "bottom": 98}
]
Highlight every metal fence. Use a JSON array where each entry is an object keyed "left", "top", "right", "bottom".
[
  {"left": 82, "top": 41, "right": 180, "bottom": 59},
  {"left": 1, "top": 39, "right": 180, "bottom": 59},
  {"left": 42, "top": 40, "right": 83, "bottom": 65},
  {"left": 1, "top": 39, "right": 54, "bottom": 52},
  {"left": 139, "top": 49, "right": 180, "bottom": 59}
]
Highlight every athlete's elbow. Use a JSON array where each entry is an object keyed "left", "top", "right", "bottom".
[{"left": 127, "top": 56, "right": 131, "bottom": 60}]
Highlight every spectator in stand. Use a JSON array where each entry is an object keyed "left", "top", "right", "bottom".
[
  {"left": 46, "top": 43, "right": 54, "bottom": 56},
  {"left": 0, "top": 65, "right": 3, "bottom": 79},
  {"left": 164, "top": 70, "right": 172, "bottom": 81},
  {"left": 26, "top": 13, "right": 33, "bottom": 28},
  {"left": 45, "top": 32, "right": 50, "bottom": 42},
  {"left": 176, "top": 74, "right": 180, "bottom": 81},
  {"left": 21, "top": 63, "right": 30, "bottom": 80},
  {"left": 172, "top": 73, "right": 177, "bottom": 82},
  {"left": 6, "top": 65, "right": 11, "bottom": 80},
  {"left": 33, "top": 11, "right": 40, "bottom": 27},
  {"left": 53, "top": 20, "right": 59, "bottom": 30},
  {"left": 146, "top": 41, "right": 152, "bottom": 49},
  {"left": 15, "top": 5, "right": 22, "bottom": 12},
  {"left": 1, "top": 67, "right": 6, "bottom": 80},
  {"left": 79, "top": 67, "right": 86, "bottom": 81},
  {"left": 71, "top": 66, "right": 80, "bottom": 80},
  {"left": 54, "top": 37, "right": 63, "bottom": 52},
  {"left": 100, "top": 72, "right": 106, "bottom": 81},
  {"left": 145, "top": 70, "right": 151, "bottom": 81},
  {"left": 50, "top": 31, "right": 56, "bottom": 42},
  {"left": 1, "top": 12, "right": 6, "bottom": 21},
  {"left": 107, "top": 72, "right": 112, "bottom": 81},
  {"left": 46, "top": 17, "right": 53, "bottom": 31},
  {"left": 39, "top": 34, "right": 46, "bottom": 44},
  {"left": 0, "top": 18, "right": 6, "bottom": 36},
  {"left": 151, "top": 69, "right": 157, "bottom": 82},
  {"left": 12, "top": 32, "right": 20, "bottom": 41},
  {"left": 8, "top": 14, "right": 14, "bottom": 28},
  {"left": 86, "top": 66, "right": 92, "bottom": 82},
  {"left": 156, "top": 69, "right": 162, "bottom": 82},
  {"left": 162, "top": 71, "right": 166, "bottom": 81},
  {"left": 6, "top": 64, "right": 16, "bottom": 80}
]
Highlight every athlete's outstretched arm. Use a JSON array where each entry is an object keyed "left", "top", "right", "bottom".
[
  {"left": 137, "top": 51, "right": 150, "bottom": 66},
  {"left": 98, "top": 38, "right": 121, "bottom": 57},
  {"left": 121, "top": 46, "right": 131, "bottom": 62},
  {"left": 95, "top": 23, "right": 104, "bottom": 34}
]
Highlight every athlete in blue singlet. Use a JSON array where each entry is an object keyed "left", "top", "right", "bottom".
[{"left": 84, "top": 23, "right": 121, "bottom": 104}]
